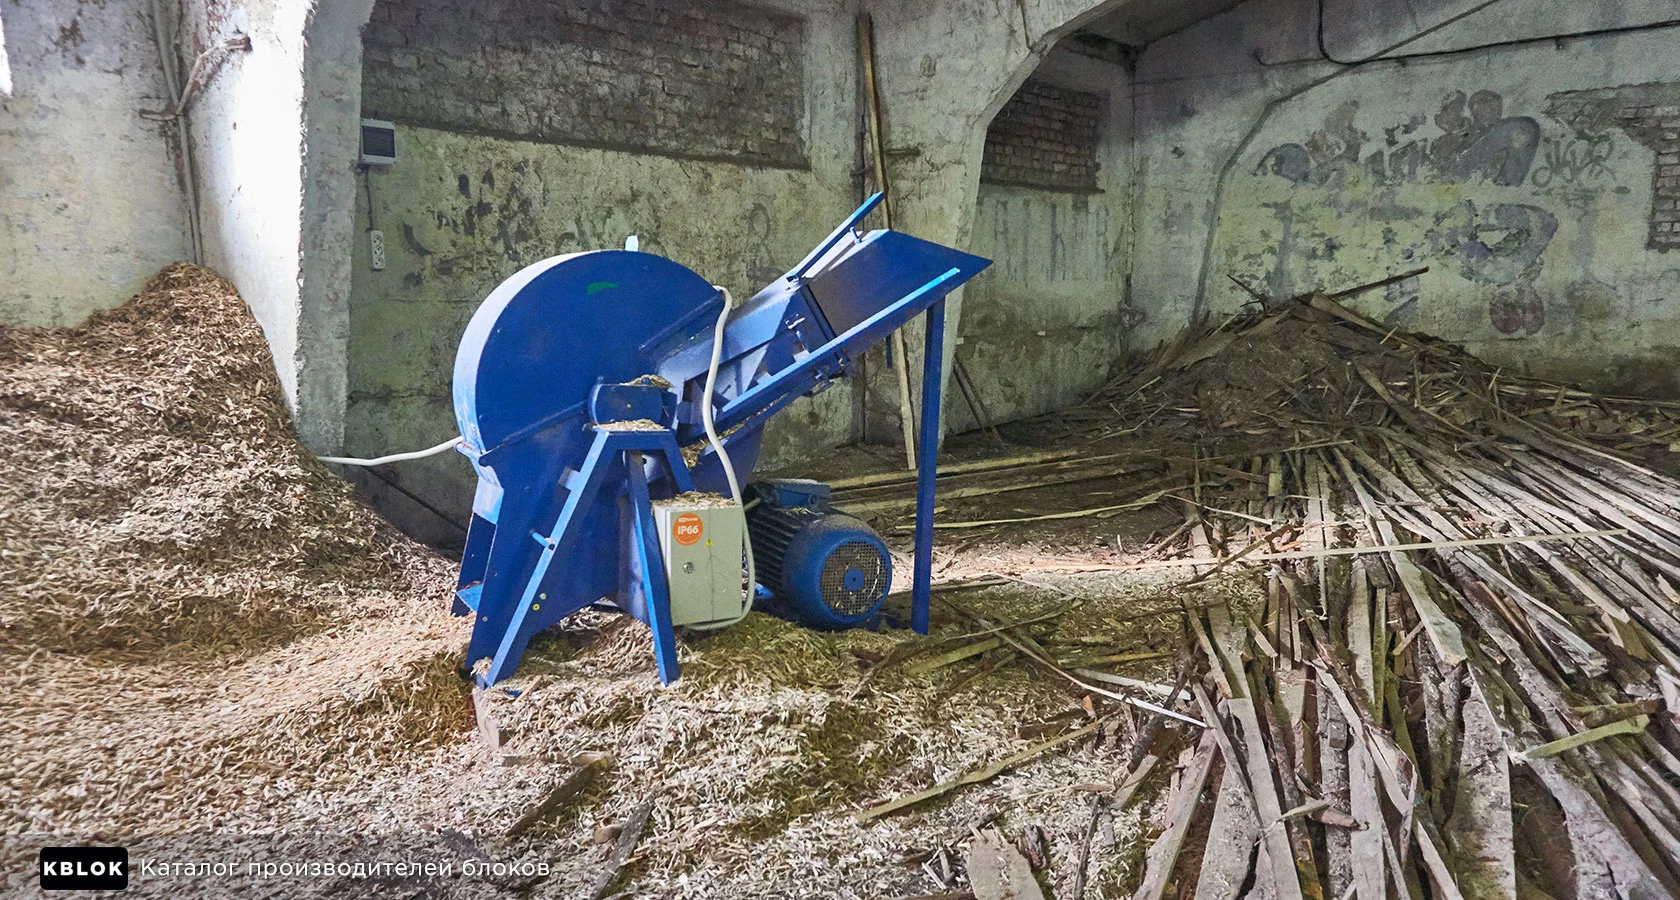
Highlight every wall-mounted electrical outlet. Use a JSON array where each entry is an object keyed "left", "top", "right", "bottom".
[{"left": 369, "top": 229, "right": 386, "bottom": 271}]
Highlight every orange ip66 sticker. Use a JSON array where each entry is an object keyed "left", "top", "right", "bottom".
[{"left": 673, "top": 512, "right": 705, "bottom": 546}]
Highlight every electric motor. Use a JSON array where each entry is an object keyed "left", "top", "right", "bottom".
[{"left": 746, "top": 479, "right": 892, "bottom": 629}]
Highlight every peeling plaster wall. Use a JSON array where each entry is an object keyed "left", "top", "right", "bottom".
[
  {"left": 345, "top": 0, "right": 1134, "bottom": 541},
  {"left": 345, "top": 0, "right": 859, "bottom": 542},
  {"left": 0, "top": 0, "right": 192, "bottom": 326},
  {"left": 953, "top": 48, "right": 1131, "bottom": 432},
  {"left": 131, "top": 0, "right": 1128, "bottom": 545},
  {"left": 182, "top": 0, "right": 369, "bottom": 454},
  {"left": 0, "top": 0, "right": 1136, "bottom": 545},
  {"left": 1132, "top": 0, "right": 1680, "bottom": 396}
]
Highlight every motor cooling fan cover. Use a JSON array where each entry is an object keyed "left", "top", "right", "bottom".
[
  {"left": 749, "top": 504, "right": 892, "bottom": 630},
  {"left": 808, "top": 528, "right": 892, "bottom": 620}
]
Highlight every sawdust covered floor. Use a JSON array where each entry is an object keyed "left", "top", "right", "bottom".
[{"left": 0, "top": 265, "right": 1250, "bottom": 898}]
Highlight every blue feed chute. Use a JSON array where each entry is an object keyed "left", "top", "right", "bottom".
[{"left": 451, "top": 194, "right": 990, "bottom": 686}]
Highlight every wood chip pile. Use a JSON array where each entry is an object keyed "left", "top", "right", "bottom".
[
  {"left": 0, "top": 263, "right": 456, "bottom": 661},
  {"left": 0, "top": 263, "right": 1193, "bottom": 898},
  {"left": 0, "top": 265, "right": 470, "bottom": 846},
  {"left": 12, "top": 263, "right": 1680, "bottom": 899}
]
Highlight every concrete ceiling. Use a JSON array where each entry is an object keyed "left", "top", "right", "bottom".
[{"left": 1079, "top": 0, "right": 1250, "bottom": 46}]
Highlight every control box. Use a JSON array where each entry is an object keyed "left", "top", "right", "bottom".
[{"left": 652, "top": 495, "right": 747, "bottom": 626}]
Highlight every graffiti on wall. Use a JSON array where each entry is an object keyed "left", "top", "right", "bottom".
[
  {"left": 1250, "top": 90, "right": 1572, "bottom": 336},
  {"left": 1256, "top": 92, "right": 1542, "bottom": 189},
  {"left": 1530, "top": 134, "right": 1618, "bottom": 191},
  {"left": 1433, "top": 201, "right": 1558, "bottom": 286}
]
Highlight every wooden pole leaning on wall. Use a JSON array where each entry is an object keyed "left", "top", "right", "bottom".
[{"left": 858, "top": 11, "right": 920, "bottom": 472}]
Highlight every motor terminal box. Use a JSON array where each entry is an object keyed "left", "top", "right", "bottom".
[{"left": 652, "top": 494, "right": 747, "bottom": 626}]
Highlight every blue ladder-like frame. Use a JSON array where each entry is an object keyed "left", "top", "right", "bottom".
[{"left": 477, "top": 427, "right": 697, "bottom": 688}]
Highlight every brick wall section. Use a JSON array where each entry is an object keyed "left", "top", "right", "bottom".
[
  {"left": 981, "top": 79, "right": 1104, "bottom": 192},
  {"left": 1615, "top": 102, "right": 1680, "bottom": 251},
  {"left": 1551, "top": 85, "right": 1680, "bottom": 252},
  {"left": 362, "top": 0, "right": 807, "bottom": 168}
]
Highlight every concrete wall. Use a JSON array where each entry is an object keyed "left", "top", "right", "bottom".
[
  {"left": 0, "top": 0, "right": 192, "bottom": 326},
  {"left": 953, "top": 47, "right": 1132, "bottom": 432},
  {"left": 344, "top": 0, "right": 860, "bottom": 541},
  {"left": 1130, "top": 0, "right": 1680, "bottom": 395},
  {"left": 859, "top": 0, "right": 1126, "bottom": 444},
  {"left": 0, "top": 0, "right": 1142, "bottom": 547},
  {"left": 341, "top": 0, "right": 1128, "bottom": 538},
  {"left": 181, "top": 0, "right": 369, "bottom": 454}
]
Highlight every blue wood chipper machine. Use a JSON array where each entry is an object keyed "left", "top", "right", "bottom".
[{"left": 450, "top": 193, "right": 990, "bottom": 686}]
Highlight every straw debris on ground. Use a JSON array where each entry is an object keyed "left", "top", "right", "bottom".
[
  {"left": 13, "top": 263, "right": 1680, "bottom": 900},
  {"left": 848, "top": 274, "right": 1680, "bottom": 899},
  {"left": 0, "top": 264, "right": 1228, "bottom": 899}
]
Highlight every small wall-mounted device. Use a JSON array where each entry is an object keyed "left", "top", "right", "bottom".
[
  {"left": 359, "top": 119, "right": 397, "bottom": 166},
  {"left": 369, "top": 229, "right": 387, "bottom": 271}
]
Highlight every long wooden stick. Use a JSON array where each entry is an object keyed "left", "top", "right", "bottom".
[
  {"left": 855, "top": 719, "right": 1104, "bottom": 822},
  {"left": 857, "top": 12, "right": 918, "bottom": 471},
  {"left": 897, "top": 489, "right": 1176, "bottom": 530},
  {"left": 973, "top": 528, "right": 1630, "bottom": 571},
  {"left": 828, "top": 447, "right": 1086, "bottom": 490},
  {"left": 1131, "top": 730, "right": 1220, "bottom": 900},
  {"left": 586, "top": 795, "right": 655, "bottom": 900},
  {"left": 841, "top": 463, "right": 1145, "bottom": 513},
  {"left": 1074, "top": 657, "right": 1190, "bottom": 898},
  {"left": 505, "top": 752, "right": 614, "bottom": 837},
  {"left": 954, "top": 357, "right": 1005, "bottom": 447}
]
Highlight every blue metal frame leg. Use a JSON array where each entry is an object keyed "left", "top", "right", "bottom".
[
  {"left": 910, "top": 298, "right": 946, "bottom": 634},
  {"left": 477, "top": 431, "right": 617, "bottom": 685},
  {"left": 471, "top": 429, "right": 700, "bottom": 687},
  {"left": 625, "top": 453, "right": 680, "bottom": 684}
]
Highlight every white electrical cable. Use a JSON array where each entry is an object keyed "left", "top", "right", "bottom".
[
  {"left": 317, "top": 288, "right": 754, "bottom": 628},
  {"left": 686, "top": 285, "right": 756, "bottom": 631},
  {"left": 316, "top": 436, "right": 462, "bottom": 467}
]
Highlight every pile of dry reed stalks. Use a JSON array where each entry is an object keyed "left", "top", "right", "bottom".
[{"left": 1040, "top": 286, "right": 1680, "bottom": 899}]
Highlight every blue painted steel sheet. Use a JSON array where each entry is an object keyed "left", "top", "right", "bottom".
[
  {"left": 449, "top": 194, "right": 992, "bottom": 684},
  {"left": 452, "top": 251, "right": 719, "bottom": 666}
]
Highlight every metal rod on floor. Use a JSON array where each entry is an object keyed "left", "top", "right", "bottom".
[
  {"left": 858, "top": 11, "right": 918, "bottom": 471},
  {"left": 911, "top": 297, "right": 947, "bottom": 635}
]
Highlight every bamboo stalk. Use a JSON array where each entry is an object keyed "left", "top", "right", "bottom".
[
  {"left": 855, "top": 719, "right": 1105, "bottom": 822},
  {"left": 857, "top": 12, "right": 917, "bottom": 471}
]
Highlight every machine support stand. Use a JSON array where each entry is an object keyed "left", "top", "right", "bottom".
[
  {"left": 910, "top": 298, "right": 946, "bottom": 634},
  {"left": 477, "top": 429, "right": 694, "bottom": 687},
  {"left": 623, "top": 450, "right": 681, "bottom": 685},
  {"left": 450, "top": 192, "right": 989, "bottom": 684}
]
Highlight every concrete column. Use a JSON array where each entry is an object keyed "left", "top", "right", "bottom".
[
  {"left": 185, "top": 0, "right": 372, "bottom": 454},
  {"left": 861, "top": 0, "right": 1129, "bottom": 446},
  {"left": 296, "top": 0, "right": 377, "bottom": 453}
]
